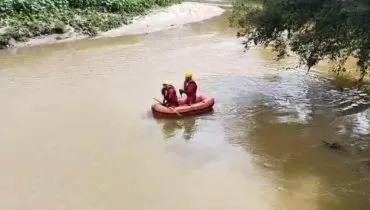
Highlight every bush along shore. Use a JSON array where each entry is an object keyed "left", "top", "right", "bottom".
[{"left": 0, "top": 0, "right": 181, "bottom": 49}]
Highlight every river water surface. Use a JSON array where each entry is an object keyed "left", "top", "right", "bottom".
[{"left": 0, "top": 6, "right": 370, "bottom": 210}]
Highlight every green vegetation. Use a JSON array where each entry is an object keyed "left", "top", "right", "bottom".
[
  {"left": 230, "top": 0, "right": 370, "bottom": 82},
  {"left": 0, "top": 0, "right": 181, "bottom": 49}
]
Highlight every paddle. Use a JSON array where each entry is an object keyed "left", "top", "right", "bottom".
[{"left": 153, "top": 98, "right": 182, "bottom": 117}]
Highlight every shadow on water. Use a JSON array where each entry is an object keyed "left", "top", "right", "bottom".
[
  {"left": 206, "top": 68, "right": 369, "bottom": 209},
  {"left": 180, "top": 62, "right": 370, "bottom": 209},
  {"left": 233, "top": 105, "right": 370, "bottom": 210}
]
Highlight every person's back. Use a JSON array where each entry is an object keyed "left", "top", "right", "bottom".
[
  {"left": 162, "top": 81, "right": 179, "bottom": 107},
  {"left": 166, "top": 85, "right": 179, "bottom": 107},
  {"left": 181, "top": 72, "right": 197, "bottom": 105}
]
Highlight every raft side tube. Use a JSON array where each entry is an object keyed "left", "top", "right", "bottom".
[{"left": 151, "top": 94, "right": 215, "bottom": 118}]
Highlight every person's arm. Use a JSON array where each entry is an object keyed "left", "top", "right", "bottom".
[
  {"left": 179, "top": 81, "right": 186, "bottom": 96},
  {"left": 161, "top": 88, "right": 166, "bottom": 96},
  {"left": 162, "top": 88, "right": 168, "bottom": 105}
]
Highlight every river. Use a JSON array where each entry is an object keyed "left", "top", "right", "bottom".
[{"left": 0, "top": 4, "right": 369, "bottom": 210}]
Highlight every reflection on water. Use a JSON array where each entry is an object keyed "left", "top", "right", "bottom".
[
  {"left": 241, "top": 106, "right": 370, "bottom": 210},
  {"left": 197, "top": 66, "right": 370, "bottom": 209},
  {"left": 156, "top": 117, "right": 198, "bottom": 141}
]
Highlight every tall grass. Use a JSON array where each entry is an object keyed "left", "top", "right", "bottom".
[{"left": 0, "top": 0, "right": 181, "bottom": 48}]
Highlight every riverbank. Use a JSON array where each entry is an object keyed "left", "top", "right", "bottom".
[
  {"left": 0, "top": 1, "right": 225, "bottom": 49},
  {"left": 256, "top": 46, "right": 370, "bottom": 87},
  {"left": 315, "top": 57, "right": 370, "bottom": 87}
]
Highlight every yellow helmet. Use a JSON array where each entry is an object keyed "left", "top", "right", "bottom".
[
  {"left": 162, "top": 81, "right": 171, "bottom": 86},
  {"left": 184, "top": 71, "right": 192, "bottom": 78}
]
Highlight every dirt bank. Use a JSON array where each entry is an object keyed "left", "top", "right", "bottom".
[
  {"left": 101, "top": 2, "right": 225, "bottom": 37},
  {"left": 12, "top": 2, "right": 224, "bottom": 49}
]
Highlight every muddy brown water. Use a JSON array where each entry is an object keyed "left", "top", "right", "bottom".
[{"left": 0, "top": 9, "right": 370, "bottom": 210}]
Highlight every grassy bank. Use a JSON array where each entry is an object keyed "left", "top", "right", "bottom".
[{"left": 0, "top": 0, "right": 181, "bottom": 49}]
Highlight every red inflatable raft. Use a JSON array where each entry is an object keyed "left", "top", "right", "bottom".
[{"left": 152, "top": 94, "right": 215, "bottom": 118}]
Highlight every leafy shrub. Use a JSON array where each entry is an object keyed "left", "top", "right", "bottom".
[{"left": 0, "top": 0, "right": 180, "bottom": 49}]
